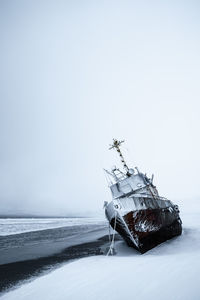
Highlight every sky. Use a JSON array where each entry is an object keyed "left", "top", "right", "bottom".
[{"left": 0, "top": 0, "right": 200, "bottom": 216}]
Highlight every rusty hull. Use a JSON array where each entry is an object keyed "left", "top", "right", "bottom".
[{"left": 110, "top": 207, "right": 182, "bottom": 253}]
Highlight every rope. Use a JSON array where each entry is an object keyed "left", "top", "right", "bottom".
[
  {"left": 107, "top": 211, "right": 117, "bottom": 256},
  {"left": 108, "top": 222, "right": 111, "bottom": 243}
]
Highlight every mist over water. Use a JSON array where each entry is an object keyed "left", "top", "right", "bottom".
[{"left": 0, "top": 0, "right": 200, "bottom": 216}]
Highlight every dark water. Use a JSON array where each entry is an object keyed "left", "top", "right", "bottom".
[{"left": 0, "top": 224, "right": 121, "bottom": 293}]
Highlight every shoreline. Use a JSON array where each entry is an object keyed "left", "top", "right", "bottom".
[{"left": 0, "top": 229, "right": 121, "bottom": 296}]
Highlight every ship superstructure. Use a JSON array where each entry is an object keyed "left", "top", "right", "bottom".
[{"left": 104, "top": 139, "right": 182, "bottom": 253}]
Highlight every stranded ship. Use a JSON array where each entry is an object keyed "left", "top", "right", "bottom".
[{"left": 104, "top": 139, "right": 182, "bottom": 253}]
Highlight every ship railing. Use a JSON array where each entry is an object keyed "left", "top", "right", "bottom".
[{"left": 131, "top": 194, "right": 168, "bottom": 201}]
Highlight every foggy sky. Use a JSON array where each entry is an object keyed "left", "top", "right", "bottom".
[{"left": 0, "top": 0, "right": 200, "bottom": 216}]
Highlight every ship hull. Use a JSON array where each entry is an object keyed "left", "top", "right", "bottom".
[{"left": 105, "top": 198, "right": 182, "bottom": 253}]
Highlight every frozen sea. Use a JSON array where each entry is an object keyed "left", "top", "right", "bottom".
[
  {"left": 1, "top": 199, "right": 200, "bottom": 300},
  {"left": 0, "top": 216, "right": 109, "bottom": 293},
  {"left": 0, "top": 217, "right": 105, "bottom": 236}
]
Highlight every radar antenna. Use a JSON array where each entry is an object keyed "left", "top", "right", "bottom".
[{"left": 109, "top": 139, "right": 130, "bottom": 174}]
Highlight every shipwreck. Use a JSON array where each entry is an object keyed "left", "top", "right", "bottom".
[{"left": 104, "top": 139, "right": 182, "bottom": 253}]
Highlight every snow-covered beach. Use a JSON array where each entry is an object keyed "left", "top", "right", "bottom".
[
  {"left": 0, "top": 217, "right": 109, "bottom": 292},
  {"left": 1, "top": 200, "right": 200, "bottom": 300}
]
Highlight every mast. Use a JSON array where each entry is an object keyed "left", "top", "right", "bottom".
[{"left": 109, "top": 139, "right": 130, "bottom": 174}]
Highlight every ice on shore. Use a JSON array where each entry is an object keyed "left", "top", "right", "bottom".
[{"left": 1, "top": 200, "right": 200, "bottom": 300}]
